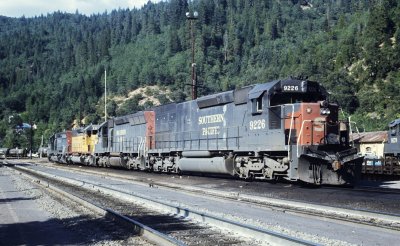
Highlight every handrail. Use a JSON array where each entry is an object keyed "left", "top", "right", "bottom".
[
  {"left": 286, "top": 104, "right": 295, "bottom": 161},
  {"left": 105, "top": 136, "right": 147, "bottom": 155},
  {"left": 296, "top": 119, "right": 332, "bottom": 157},
  {"left": 296, "top": 120, "right": 312, "bottom": 158},
  {"left": 139, "top": 137, "right": 145, "bottom": 157}
]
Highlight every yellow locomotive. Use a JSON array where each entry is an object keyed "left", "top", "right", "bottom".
[{"left": 69, "top": 124, "right": 99, "bottom": 165}]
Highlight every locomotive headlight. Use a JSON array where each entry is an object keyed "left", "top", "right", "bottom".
[
  {"left": 320, "top": 108, "right": 331, "bottom": 115},
  {"left": 306, "top": 107, "right": 312, "bottom": 114}
]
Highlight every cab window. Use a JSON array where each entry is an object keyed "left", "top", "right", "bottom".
[
  {"left": 252, "top": 95, "right": 263, "bottom": 114},
  {"left": 391, "top": 126, "right": 397, "bottom": 136}
]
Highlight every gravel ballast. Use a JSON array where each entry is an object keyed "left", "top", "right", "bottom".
[{"left": 0, "top": 165, "right": 153, "bottom": 246}]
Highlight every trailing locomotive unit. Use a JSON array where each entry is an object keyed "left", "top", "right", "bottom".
[
  {"left": 94, "top": 111, "right": 154, "bottom": 169},
  {"left": 48, "top": 131, "right": 71, "bottom": 163},
  {"left": 69, "top": 125, "right": 99, "bottom": 165},
  {"left": 48, "top": 125, "right": 98, "bottom": 164},
  {"left": 380, "top": 119, "right": 400, "bottom": 175}
]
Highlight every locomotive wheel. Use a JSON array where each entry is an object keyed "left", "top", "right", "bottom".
[
  {"left": 267, "top": 175, "right": 279, "bottom": 184},
  {"left": 244, "top": 172, "right": 255, "bottom": 182}
]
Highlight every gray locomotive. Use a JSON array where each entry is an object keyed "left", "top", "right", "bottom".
[
  {"left": 379, "top": 119, "right": 400, "bottom": 175},
  {"left": 49, "top": 78, "right": 363, "bottom": 185},
  {"left": 48, "top": 131, "right": 71, "bottom": 163}
]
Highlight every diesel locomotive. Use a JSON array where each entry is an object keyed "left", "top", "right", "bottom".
[
  {"left": 48, "top": 78, "right": 363, "bottom": 185},
  {"left": 383, "top": 119, "right": 400, "bottom": 175},
  {"left": 362, "top": 119, "right": 400, "bottom": 176}
]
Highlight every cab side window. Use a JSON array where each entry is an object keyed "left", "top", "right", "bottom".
[
  {"left": 252, "top": 95, "right": 263, "bottom": 114},
  {"left": 391, "top": 126, "right": 397, "bottom": 136}
]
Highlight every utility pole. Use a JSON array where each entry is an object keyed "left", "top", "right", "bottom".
[
  {"left": 30, "top": 123, "right": 36, "bottom": 159},
  {"left": 30, "top": 122, "right": 33, "bottom": 159},
  {"left": 40, "top": 135, "right": 43, "bottom": 158}
]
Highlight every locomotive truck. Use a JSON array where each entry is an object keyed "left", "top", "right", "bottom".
[{"left": 48, "top": 77, "right": 363, "bottom": 185}]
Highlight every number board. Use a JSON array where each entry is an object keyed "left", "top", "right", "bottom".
[
  {"left": 281, "top": 80, "right": 303, "bottom": 92},
  {"left": 282, "top": 85, "right": 300, "bottom": 92},
  {"left": 280, "top": 80, "right": 319, "bottom": 93}
]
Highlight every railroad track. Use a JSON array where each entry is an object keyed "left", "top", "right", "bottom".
[
  {"left": 4, "top": 164, "right": 185, "bottom": 246},
  {"left": 343, "top": 185, "right": 400, "bottom": 195},
  {"left": 32, "top": 160, "right": 400, "bottom": 230},
  {"left": 5, "top": 162, "right": 316, "bottom": 246},
  {"left": 29, "top": 159, "right": 400, "bottom": 196},
  {"left": 11, "top": 160, "right": 400, "bottom": 231}
]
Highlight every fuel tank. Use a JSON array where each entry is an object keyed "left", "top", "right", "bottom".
[
  {"left": 178, "top": 157, "right": 235, "bottom": 175},
  {"left": 109, "top": 157, "right": 126, "bottom": 167},
  {"left": 50, "top": 155, "right": 58, "bottom": 162},
  {"left": 70, "top": 156, "right": 84, "bottom": 165}
]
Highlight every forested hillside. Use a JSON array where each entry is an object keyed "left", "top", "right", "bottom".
[{"left": 0, "top": 0, "right": 400, "bottom": 148}]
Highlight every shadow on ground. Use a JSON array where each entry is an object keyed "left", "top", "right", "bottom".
[{"left": 0, "top": 214, "right": 140, "bottom": 245}]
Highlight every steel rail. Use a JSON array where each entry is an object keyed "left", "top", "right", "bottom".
[
  {"left": 14, "top": 160, "right": 400, "bottom": 231},
  {"left": 4, "top": 163, "right": 185, "bottom": 246}
]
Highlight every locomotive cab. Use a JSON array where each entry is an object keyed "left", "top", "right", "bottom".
[
  {"left": 47, "top": 131, "right": 71, "bottom": 163},
  {"left": 69, "top": 125, "right": 99, "bottom": 165},
  {"left": 382, "top": 119, "right": 400, "bottom": 175},
  {"left": 384, "top": 119, "right": 400, "bottom": 156},
  {"left": 245, "top": 78, "right": 362, "bottom": 185},
  {"left": 275, "top": 79, "right": 361, "bottom": 185}
]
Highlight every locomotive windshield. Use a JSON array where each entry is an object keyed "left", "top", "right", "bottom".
[
  {"left": 270, "top": 92, "right": 325, "bottom": 106},
  {"left": 270, "top": 80, "right": 327, "bottom": 106}
]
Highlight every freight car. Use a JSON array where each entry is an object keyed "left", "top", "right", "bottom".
[
  {"left": 0, "top": 147, "right": 29, "bottom": 158},
  {"left": 8, "top": 148, "right": 27, "bottom": 158},
  {"left": 49, "top": 78, "right": 363, "bottom": 185},
  {"left": 0, "top": 148, "right": 9, "bottom": 159}
]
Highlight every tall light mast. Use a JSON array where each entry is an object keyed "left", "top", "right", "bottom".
[
  {"left": 104, "top": 69, "right": 107, "bottom": 122},
  {"left": 186, "top": 10, "right": 198, "bottom": 100}
]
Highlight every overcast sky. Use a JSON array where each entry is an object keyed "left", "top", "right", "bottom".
[{"left": 0, "top": 0, "right": 161, "bottom": 18}]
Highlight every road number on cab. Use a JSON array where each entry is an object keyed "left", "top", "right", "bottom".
[
  {"left": 249, "top": 119, "right": 266, "bottom": 130},
  {"left": 283, "top": 85, "right": 299, "bottom": 91}
]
